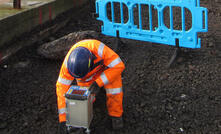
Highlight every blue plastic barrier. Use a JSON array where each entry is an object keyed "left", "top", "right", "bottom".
[{"left": 96, "top": 0, "right": 208, "bottom": 48}]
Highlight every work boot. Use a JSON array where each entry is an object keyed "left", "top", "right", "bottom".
[
  {"left": 58, "top": 122, "right": 67, "bottom": 134},
  {"left": 111, "top": 117, "right": 124, "bottom": 130}
]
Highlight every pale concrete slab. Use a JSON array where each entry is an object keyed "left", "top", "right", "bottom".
[
  {"left": 0, "top": 0, "right": 89, "bottom": 47},
  {"left": 0, "top": 0, "right": 54, "bottom": 19}
]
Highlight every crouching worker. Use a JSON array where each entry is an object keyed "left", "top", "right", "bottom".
[{"left": 56, "top": 37, "right": 125, "bottom": 133}]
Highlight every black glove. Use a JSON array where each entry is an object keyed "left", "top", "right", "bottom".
[
  {"left": 111, "top": 116, "right": 124, "bottom": 130},
  {"left": 89, "top": 82, "right": 100, "bottom": 95},
  {"left": 58, "top": 122, "right": 67, "bottom": 134}
]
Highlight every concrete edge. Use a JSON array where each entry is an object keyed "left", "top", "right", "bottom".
[{"left": 0, "top": 0, "right": 89, "bottom": 48}]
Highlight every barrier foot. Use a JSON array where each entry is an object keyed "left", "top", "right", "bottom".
[
  {"left": 114, "top": 30, "right": 125, "bottom": 52},
  {"left": 115, "top": 37, "right": 120, "bottom": 51},
  {"left": 167, "top": 47, "right": 181, "bottom": 68},
  {"left": 114, "top": 36, "right": 125, "bottom": 52}
]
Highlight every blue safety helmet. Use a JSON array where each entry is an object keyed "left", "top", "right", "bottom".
[{"left": 67, "top": 47, "right": 93, "bottom": 78}]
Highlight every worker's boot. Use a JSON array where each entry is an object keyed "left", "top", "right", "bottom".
[
  {"left": 111, "top": 116, "right": 124, "bottom": 130},
  {"left": 58, "top": 122, "right": 67, "bottom": 134}
]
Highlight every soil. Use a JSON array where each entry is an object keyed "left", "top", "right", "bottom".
[{"left": 0, "top": 1, "right": 221, "bottom": 134}]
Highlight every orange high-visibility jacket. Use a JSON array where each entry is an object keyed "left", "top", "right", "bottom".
[{"left": 56, "top": 39, "right": 125, "bottom": 122}]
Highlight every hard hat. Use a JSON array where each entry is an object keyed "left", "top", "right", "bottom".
[{"left": 67, "top": 47, "right": 93, "bottom": 78}]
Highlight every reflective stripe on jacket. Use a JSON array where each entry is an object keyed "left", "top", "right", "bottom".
[{"left": 56, "top": 39, "right": 125, "bottom": 122}]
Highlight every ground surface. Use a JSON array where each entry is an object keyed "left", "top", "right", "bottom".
[{"left": 0, "top": 1, "right": 221, "bottom": 134}]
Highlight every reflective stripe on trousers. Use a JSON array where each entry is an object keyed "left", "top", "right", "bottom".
[
  {"left": 105, "top": 87, "right": 122, "bottom": 95},
  {"left": 58, "top": 108, "right": 66, "bottom": 114}
]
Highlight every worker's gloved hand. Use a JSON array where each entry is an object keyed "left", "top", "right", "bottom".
[
  {"left": 58, "top": 122, "right": 67, "bottom": 134},
  {"left": 89, "top": 82, "right": 100, "bottom": 95},
  {"left": 111, "top": 116, "right": 124, "bottom": 130}
]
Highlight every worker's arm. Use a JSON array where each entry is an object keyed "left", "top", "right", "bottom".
[
  {"left": 56, "top": 58, "right": 74, "bottom": 122},
  {"left": 95, "top": 43, "right": 125, "bottom": 87}
]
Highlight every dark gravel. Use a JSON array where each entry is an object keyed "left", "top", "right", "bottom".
[{"left": 0, "top": 1, "right": 221, "bottom": 134}]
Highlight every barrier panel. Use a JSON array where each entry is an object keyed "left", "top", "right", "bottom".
[{"left": 96, "top": 0, "right": 208, "bottom": 48}]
